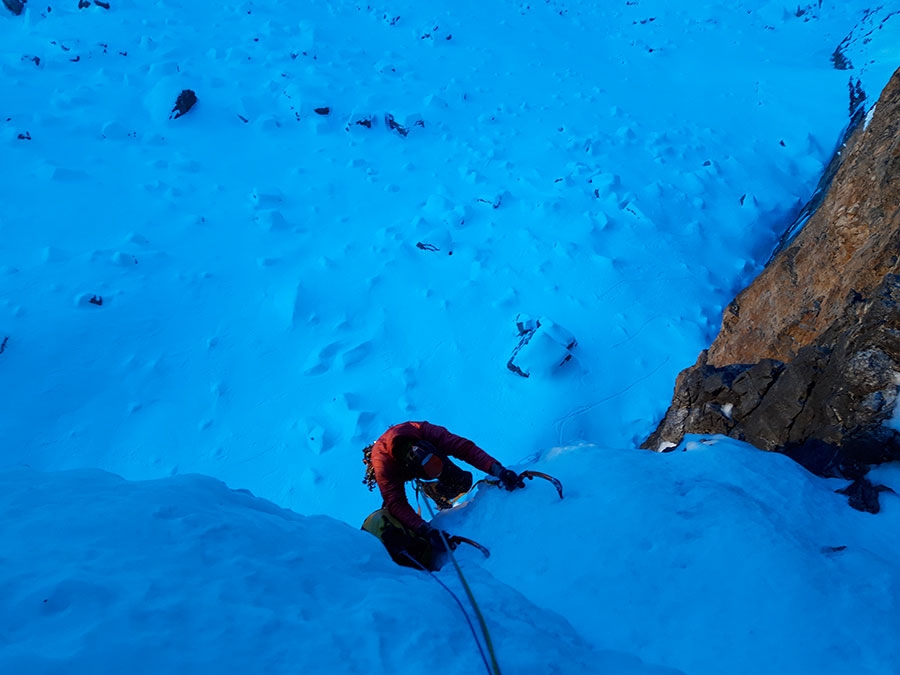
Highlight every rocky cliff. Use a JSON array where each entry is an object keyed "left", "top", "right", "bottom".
[{"left": 644, "top": 67, "right": 900, "bottom": 512}]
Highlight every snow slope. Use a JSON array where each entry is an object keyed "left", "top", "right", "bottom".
[
  {"left": 1, "top": 466, "right": 678, "bottom": 675},
  {"left": 4, "top": 0, "right": 892, "bottom": 523},
  {"left": 3, "top": 0, "right": 900, "bottom": 673},
  {"left": 441, "top": 437, "right": 900, "bottom": 674},
  {"left": 3, "top": 437, "right": 899, "bottom": 674}
]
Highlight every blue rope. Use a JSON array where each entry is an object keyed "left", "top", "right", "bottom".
[
  {"left": 422, "top": 500, "right": 502, "bottom": 675},
  {"left": 400, "top": 552, "right": 492, "bottom": 675}
]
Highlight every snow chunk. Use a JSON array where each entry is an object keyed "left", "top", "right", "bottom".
[{"left": 507, "top": 314, "right": 578, "bottom": 378}]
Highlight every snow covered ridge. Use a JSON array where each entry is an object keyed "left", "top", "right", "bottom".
[
  {"left": 3, "top": 438, "right": 899, "bottom": 674},
  {"left": 0, "top": 465, "right": 677, "bottom": 675}
]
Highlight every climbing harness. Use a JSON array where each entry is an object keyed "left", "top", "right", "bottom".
[{"left": 413, "top": 484, "right": 491, "bottom": 558}]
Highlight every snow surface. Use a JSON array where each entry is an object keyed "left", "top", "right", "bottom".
[{"left": 2, "top": 0, "right": 900, "bottom": 673}]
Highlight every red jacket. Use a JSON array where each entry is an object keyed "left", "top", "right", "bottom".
[{"left": 372, "top": 421, "right": 498, "bottom": 533}]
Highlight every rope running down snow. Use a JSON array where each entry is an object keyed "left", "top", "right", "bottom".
[{"left": 422, "top": 498, "right": 502, "bottom": 675}]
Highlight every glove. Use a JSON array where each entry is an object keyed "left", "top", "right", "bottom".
[
  {"left": 426, "top": 528, "right": 451, "bottom": 553},
  {"left": 498, "top": 468, "right": 525, "bottom": 491}
]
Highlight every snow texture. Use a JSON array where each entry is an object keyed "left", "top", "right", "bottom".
[{"left": 2, "top": 0, "right": 899, "bottom": 673}]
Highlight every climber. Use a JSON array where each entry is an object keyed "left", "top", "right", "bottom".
[{"left": 361, "top": 420, "right": 523, "bottom": 570}]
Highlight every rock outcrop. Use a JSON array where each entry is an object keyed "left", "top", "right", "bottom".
[
  {"left": 644, "top": 67, "right": 900, "bottom": 511},
  {"left": 3, "top": 0, "right": 25, "bottom": 15},
  {"left": 3, "top": 0, "right": 26, "bottom": 16}
]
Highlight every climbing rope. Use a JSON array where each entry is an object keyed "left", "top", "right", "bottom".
[
  {"left": 422, "top": 499, "right": 502, "bottom": 675},
  {"left": 399, "top": 552, "right": 493, "bottom": 675}
]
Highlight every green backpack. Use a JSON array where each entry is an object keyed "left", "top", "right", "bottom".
[{"left": 361, "top": 508, "right": 435, "bottom": 570}]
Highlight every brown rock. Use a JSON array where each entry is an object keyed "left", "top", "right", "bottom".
[
  {"left": 709, "top": 68, "right": 900, "bottom": 367},
  {"left": 644, "top": 68, "right": 900, "bottom": 510}
]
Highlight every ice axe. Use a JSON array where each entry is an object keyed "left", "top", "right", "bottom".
[
  {"left": 476, "top": 470, "right": 564, "bottom": 500},
  {"left": 448, "top": 535, "right": 491, "bottom": 559},
  {"left": 518, "top": 470, "right": 564, "bottom": 499}
]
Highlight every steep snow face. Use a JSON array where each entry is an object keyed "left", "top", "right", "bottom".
[
  {"left": 3, "top": 2, "right": 900, "bottom": 672},
  {"left": 3, "top": 438, "right": 898, "bottom": 675},
  {"left": 0, "top": 467, "right": 679, "bottom": 675},
  {"left": 439, "top": 437, "right": 900, "bottom": 675},
  {"left": 0, "top": 0, "right": 879, "bottom": 528}
]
